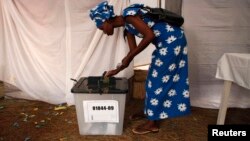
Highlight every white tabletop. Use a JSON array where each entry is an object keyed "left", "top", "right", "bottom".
[{"left": 215, "top": 53, "right": 250, "bottom": 89}]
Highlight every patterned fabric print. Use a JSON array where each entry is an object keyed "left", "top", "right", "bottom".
[
  {"left": 89, "top": 1, "right": 115, "bottom": 28},
  {"left": 123, "top": 5, "right": 191, "bottom": 120},
  {"left": 122, "top": 4, "right": 155, "bottom": 38}
]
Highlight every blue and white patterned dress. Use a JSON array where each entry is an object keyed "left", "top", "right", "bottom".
[{"left": 123, "top": 4, "right": 191, "bottom": 120}]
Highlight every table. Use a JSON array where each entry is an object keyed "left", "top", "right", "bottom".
[{"left": 215, "top": 53, "right": 250, "bottom": 124}]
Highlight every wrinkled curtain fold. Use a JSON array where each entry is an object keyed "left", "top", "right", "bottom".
[
  {"left": 0, "top": 0, "right": 132, "bottom": 105},
  {"left": 1, "top": 0, "right": 67, "bottom": 104}
]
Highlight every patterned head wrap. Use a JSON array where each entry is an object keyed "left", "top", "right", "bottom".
[{"left": 89, "top": 1, "right": 116, "bottom": 28}]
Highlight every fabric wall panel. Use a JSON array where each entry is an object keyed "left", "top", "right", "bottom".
[{"left": 183, "top": 0, "right": 250, "bottom": 108}]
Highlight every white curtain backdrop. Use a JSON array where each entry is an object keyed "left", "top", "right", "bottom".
[
  {"left": 0, "top": 0, "right": 133, "bottom": 105},
  {"left": 1, "top": 0, "right": 250, "bottom": 108},
  {"left": 183, "top": 0, "right": 250, "bottom": 108},
  {"left": 0, "top": 0, "right": 4, "bottom": 80}
]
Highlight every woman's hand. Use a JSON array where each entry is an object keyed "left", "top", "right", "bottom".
[
  {"left": 104, "top": 52, "right": 137, "bottom": 78},
  {"left": 104, "top": 69, "right": 120, "bottom": 77},
  {"left": 105, "top": 55, "right": 133, "bottom": 77},
  {"left": 104, "top": 64, "right": 124, "bottom": 77}
]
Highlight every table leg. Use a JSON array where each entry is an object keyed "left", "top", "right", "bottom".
[{"left": 217, "top": 80, "right": 232, "bottom": 125}]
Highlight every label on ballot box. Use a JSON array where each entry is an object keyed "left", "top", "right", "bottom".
[{"left": 83, "top": 100, "right": 119, "bottom": 123}]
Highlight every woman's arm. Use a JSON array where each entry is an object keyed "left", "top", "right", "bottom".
[
  {"left": 105, "top": 15, "right": 155, "bottom": 77},
  {"left": 125, "top": 29, "right": 137, "bottom": 52},
  {"left": 125, "top": 15, "right": 155, "bottom": 60}
]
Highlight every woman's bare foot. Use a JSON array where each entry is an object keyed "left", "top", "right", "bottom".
[{"left": 132, "top": 120, "right": 159, "bottom": 135}]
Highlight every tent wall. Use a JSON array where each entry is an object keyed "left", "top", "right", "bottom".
[
  {"left": 183, "top": 0, "right": 250, "bottom": 108},
  {"left": 165, "top": 0, "right": 182, "bottom": 15},
  {"left": 0, "top": 1, "right": 4, "bottom": 80},
  {"left": 0, "top": 0, "right": 132, "bottom": 105},
  {"left": 0, "top": 0, "right": 249, "bottom": 108}
]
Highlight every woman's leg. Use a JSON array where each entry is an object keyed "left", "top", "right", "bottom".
[{"left": 129, "top": 110, "right": 146, "bottom": 120}]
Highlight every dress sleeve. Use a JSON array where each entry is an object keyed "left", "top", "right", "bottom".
[{"left": 122, "top": 4, "right": 145, "bottom": 17}]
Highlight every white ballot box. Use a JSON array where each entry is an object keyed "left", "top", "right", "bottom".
[{"left": 71, "top": 77, "right": 128, "bottom": 135}]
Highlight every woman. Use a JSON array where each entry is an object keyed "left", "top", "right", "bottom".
[{"left": 89, "top": 1, "right": 191, "bottom": 135}]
